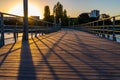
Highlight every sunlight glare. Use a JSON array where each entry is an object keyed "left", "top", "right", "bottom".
[{"left": 9, "top": 4, "right": 42, "bottom": 18}]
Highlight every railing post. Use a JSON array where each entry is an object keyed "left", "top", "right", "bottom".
[
  {"left": 14, "top": 23, "right": 17, "bottom": 43},
  {"left": 102, "top": 20, "right": 105, "bottom": 38},
  {"left": 112, "top": 17, "right": 116, "bottom": 41},
  {"left": 96, "top": 22, "right": 99, "bottom": 36},
  {"left": 16, "top": 23, "right": 18, "bottom": 39},
  {"left": 87, "top": 24, "right": 90, "bottom": 32},
  {"left": 0, "top": 13, "right": 5, "bottom": 47},
  {"left": 92, "top": 23, "right": 94, "bottom": 34}
]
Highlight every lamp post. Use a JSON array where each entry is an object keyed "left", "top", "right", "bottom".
[{"left": 23, "top": 0, "right": 28, "bottom": 41}]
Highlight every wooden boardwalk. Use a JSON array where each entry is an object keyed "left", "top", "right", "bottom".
[{"left": 0, "top": 29, "right": 120, "bottom": 80}]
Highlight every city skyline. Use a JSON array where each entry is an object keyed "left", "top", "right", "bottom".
[{"left": 0, "top": 0, "right": 120, "bottom": 19}]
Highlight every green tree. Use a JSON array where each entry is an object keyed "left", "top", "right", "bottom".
[
  {"left": 4, "top": 18, "right": 21, "bottom": 25},
  {"left": 99, "top": 14, "right": 112, "bottom": 25},
  {"left": 62, "top": 9, "right": 68, "bottom": 26},
  {"left": 63, "top": 9, "right": 67, "bottom": 17},
  {"left": 78, "top": 13, "right": 90, "bottom": 24},
  {"left": 44, "top": 5, "right": 50, "bottom": 22},
  {"left": 53, "top": 2, "right": 63, "bottom": 24}
]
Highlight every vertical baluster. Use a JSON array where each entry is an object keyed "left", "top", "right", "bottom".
[
  {"left": 0, "top": 13, "right": 5, "bottom": 47},
  {"left": 102, "top": 20, "right": 105, "bottom": 38},
  {"left": 96, "top": 22, "right": 99, "bottom": 36},
  {"left": 92, "top": 22, "right": 94, "bottom": 34},
  {"left": 35, "top": 21, "right": 37, "bottom": 37},
  {"left": 113, "top": 17, "right": 116, "bottom": 41},
  {"left": 14, "top": 22, "right": 17, "bottom": 43}
]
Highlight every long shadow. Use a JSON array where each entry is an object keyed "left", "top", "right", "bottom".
[
  {"left": 17, "top": 41, "right": 36, "bottom": 80},
  {"left": 36, "top": 31, "right": 89, "bottom": 80},
  {"left": 27, "top": 30, "right": 61, "bottom": 46},
  {"left": 73, "top": 31, "right": 120, "bottom": 69},
  {"left": 73, "top": 31, "right": 118, "bottom": 79},
  {"left": 32, "top": 38, "right": 60, "bottom": 80},
  {"left": 30, "top": 30, "right": 67, "bottom": 80},
  {"left": 0, "top": 43, "right": 16, "bottom": 67},
  {"left": 41, "top": 30, "right": 118, "bottom": 79},
  {"left": 48, "top": 35, "right": 120, "bottom": 69},
  {"left": 46, "top": 30, "right": 120, "bottom": 69}
]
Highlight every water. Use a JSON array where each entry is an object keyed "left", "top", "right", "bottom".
[
  {"left": 0, "top": 33, "right": 40, "bottom": 45},
  {"left": 96, "top": 34, "right": 120, "bottom": 42},
  {"left": 4, "top": 33, "right": 22, "bottom": 45}
]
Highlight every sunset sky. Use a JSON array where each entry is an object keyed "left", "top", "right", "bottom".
[{"left": 0, "top": 0, "right": 120, "bottom": 19}]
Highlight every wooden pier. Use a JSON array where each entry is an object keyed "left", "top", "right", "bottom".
[{"left": 0, "top": 29, "right": 120, "bottom": 80}]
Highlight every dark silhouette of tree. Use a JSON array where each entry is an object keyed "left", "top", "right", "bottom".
[
  {"left": 53, "top": 2, "right": 63, "bottom": 24},
  {"left": 99, "top": 14, "right": 112, "bottom": 25},
  {"left": 63, "top": 9, "right": 67, "bottom": 17},
  {"left": 89, "top": 17, "right": 99, "bottom": 22},
  {"left": 4, "top": 18, "right": 22, "bottom": 25},
  {"left": 78, "top": 13, "right": 90, "bottom": 24},
  {"left": 100, "top": 14, "right": 110, "bottom": 19},
  {"left": 44, "top": 5, "right": 50, "bottom": 22},
  {"left": 115, "top": 20, "right": 120, "bottom": 25},
  {"left": 62, "top": 9, "right": 68, "bottom": 26},
  {"left": 49, "top": 15, "right": 54, "bottom": 23}
]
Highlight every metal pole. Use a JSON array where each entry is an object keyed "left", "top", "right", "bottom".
[
  {"left": 102, "top": 20, "right": 105, "bottom": 38},
  {"left": 0, "top": 13, "right": 5, "bottom": 47},
  {"left": 96, "top": 22, "right": 99, "bottom": 36},
  {"left": 14, "top": 22, "right": 17, "bottom": 43},
  {"left": 22, "top": 0, "right": 28, "bottom": 41},
  {"left": 113, "top": 17, "right": 116, "bottom": 41}
]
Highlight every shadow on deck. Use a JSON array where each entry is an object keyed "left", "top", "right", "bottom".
[{"left": 0, "top": 29, "right": 120, "bottom": 80}]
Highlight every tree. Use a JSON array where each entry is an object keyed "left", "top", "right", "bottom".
[
  {"left": 49, "top": 15, "right": 54, "bottom": 23},
  {"left": 89, "top": 17, "right": 99, "bottom": 22},
  {"left": 4, "top": 18, "right": 21, "bottom": 25},
  {"left": 62, "top": 9, "right": 68, "bottom": 26},
  {"left": 53, "top": 2, "right": 63, "bottom": 24},
  {"left": 78, "top": 13, "right": 90, "bottom": 24},
  {"left": 99, "top": 14, "right": 112, "bottom": 25},
  {"left": 100, "top": 14, "right": 110, "bottom": 19},
  {"left": 63, "top": 9, "right": 67, "bottom": 17},
  {"left": 44, "top": 5, "right": 50, "bottom": 22}
]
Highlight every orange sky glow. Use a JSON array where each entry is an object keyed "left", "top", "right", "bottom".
[{"left": 0, "top": 0, "right": 120, "bottom": 19}]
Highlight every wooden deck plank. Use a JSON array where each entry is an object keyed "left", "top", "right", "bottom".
[{"left": 0, "top": 29, "right": 120, "bottom": 80}]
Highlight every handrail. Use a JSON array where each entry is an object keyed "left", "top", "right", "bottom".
[
  {"left": 81, "top": 15, "right": 120, "bottom": 26},
  {"left": 0, "top": 12, "right": 57, "bottom": 25},
  {"left": 0, "top": 12, "right": 61, "bottom": 47},
  {"left": 72, "top": 14, "right": 120, "bottom": 42},
  {"left": 0, "top": 12, "right": 23, "bottom": 18}
]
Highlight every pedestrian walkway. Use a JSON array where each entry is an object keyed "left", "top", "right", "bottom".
[{"left": 0, "top": 29, "right": 120, "bottom": 80}]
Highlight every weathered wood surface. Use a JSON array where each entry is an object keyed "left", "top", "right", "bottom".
[{"left": 0, "top": 29, "right": 120, "bottom": 80}]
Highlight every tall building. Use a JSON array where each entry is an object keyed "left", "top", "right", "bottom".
[{"left": 90, "top": 10, "right": 100, "bottom": 18}]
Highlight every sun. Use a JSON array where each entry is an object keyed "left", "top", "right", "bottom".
[{"left": 9, "top": 4, "right": 43, "bottom": 19}]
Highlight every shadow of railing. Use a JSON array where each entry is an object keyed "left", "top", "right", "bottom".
[
  {"left": 0, "top": 29, "right": 119, "bottom": 79},
  {"left": 37, "top": 29, "right": 119, "bottom": 79},
  {"left": 0, "top": 43, "right": 16, "bottom": 67},
  {"left": 35, "top": 30, "right": 89, "bottom": 80}
]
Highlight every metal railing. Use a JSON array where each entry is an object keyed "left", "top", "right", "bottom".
[
  {"left": 74, "top": 15, "right": 120, "bottom": 42},
  {"left": 0, "top": 12, "right": 61, "bottom": 47}
]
